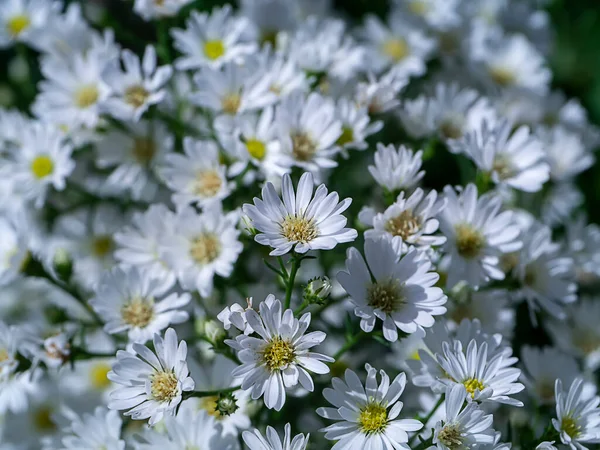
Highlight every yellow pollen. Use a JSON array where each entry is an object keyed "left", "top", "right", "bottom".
[
  {"left": 358, "top": 402, "right": 388, "bottom": 434},
  {"left": 561, "top": 416, "right": 581, "bottom": 439},
  {"left": 455, "top": 224, "right": 485, "bottom": 259},
  {"left": 261, "top": 336, "right": 295, "bottom": 372},
  {"left": 33, "top": 406, "right": 56, "bottom": 432},
  {"left": 30, "top": 155, "right": 54, "bottom": 179},
  {"left": 291, "top": 132, "right": 317, "bottom": 161},
  {"left": 193, "top": 170, "right": 223, "bottom": 197},
  {"left": 150, "top": 370, "right": 179, "bottom": 402},
  {"left": 124, "top": 85, "right": 150, "bottom": 108},
  {"left": 336, "top": 127, "right": 354, "bottom": 146},
  {"left": 89, "top": 362, "right": 112, "bottom": 389},
  {"left": 492, "top": 155, "right": 514, "bottom": 180},
  {"left": 463, "top": 378, "right": 485, "bottom": 398},
  {"left": 367, "top": 279, "right": 404, "bottom": 314},
  {"left": 75, "top": 85, "right": 100, "bottom": 108},
  {"left": 133, "top": 138, "right": 156, "bottom": 165},
  {"left": 121, "top": 297, "right": 154, "bottom": 328},
  {"left": 385, "top": 210, "right": 420, "bottom": 240},
  {"left": 281, "top": 216, "right": 318, "bottom": 244},
  {"left": 204, "top": 39, "right": 225, "bottom": 60},
  {"left": 246, "top": 139, "right": 267, "bottom": 160},
  {"left": 222, "top": 93, "right": 241, "bottom": 115},
  {"left": 190, "top": 233, "right": 221, "bottom": 265},
  {"left": 409, "top": 1, "right": 429, "bottom": 15},
  {"left": 0, "top": 348, "right": 9, "bottom": 362},
  {"left": 438, "top": 423, "right": 463, "bottom": 448},
  {"left": 440, "top": 118, "right": 464, "bottom": 140},
  {"left": 382, "top": 38, "right": 410, "bottom": 62},
  {"left": 200, "top": 395, "right": 223, "bottom": 418},
  {"left": 7, "top": 15, "right": 30, "bottom": 37},
  {"left": 92, "top": 235, "right": 113, "bottom": 258},
  {"left": 489, "top": 66, "right": 516, "bottom": 87},
  {"left": 410, "top": 350, "right": 421, "bottom": 360},
  {"left": 501, "top": 252, "right": 519, "bottom": 272}
]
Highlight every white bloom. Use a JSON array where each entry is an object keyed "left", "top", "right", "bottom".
[
  {"left": 0, "top": 369, "right": 40, "bottom": 415},
  {"left": 335, "top": 97, "right": 383, "bottom": 152},
  {"left": 0, "top": 0, "right": 54, "bottom": 48},
  {"left": 337, "top": 236, "right": 447, "bottom": 342},
  {"left": 356, "top": 70, "right": 407, "bottom": 114},
  {"left": 90, "top": 266, "right": 190, "bottom": 344},
  {"left": 40, "top": 332, "right": 71, "bottom": 369},
  {"left": 159, "top": 137, "right": 232, "bottom": 209},
  {"left": 171, "top": 5, "right": 257, "bottom": 70},
  {"left": 228, "top": 295, "right": 333, "bottom": 411},
  {"left": 553, "top": 378, "right": 600, "bottom": 449},
  {"left": 363, "top": 188, "right": 447, "bottom": 250},
  {"left": 218, "top": 297, "right": 255, "bottom": 336},
  {"left": 431, "top": 385, "right": 495, "bottom": 449},
  {"left": 162, "top": 206, "right": 243, "bottom": 297},
  {"left": 0, "top": 216, "right": 29, "bottom": 286},
  {"left": 108, "top": 328, "right": 195, "bottom": 425},
  {"left": 396, "top": 0, "right": 461, "bottom": 30},
  {"left": 133, "top": 0, "right": 193, "bottom": 21},
  {"left": 317, "top": 364, "right": 423, "bottom": 450},
  {"left": 458, "top": 120, "right": 550, "bottom": 192},
  {"left": 565, "top": 216, "right": 600, "bottom": 285},
  {"left": 243, "top": 172, "right": 357, "bottom": 256},
  {"left": 368, "top": 143, "right": 424, "bottom": 193},
  {"left": 542, "top": 183, "right": 584, "bottom": 227},
  {"left": 438, "top": 184, "right": 522, "bottom": 288},
  {"left": 256, "top": 49, "right": 310, "bottom": 100},
  {"left": 539, "top": 126, "right": 595, "bottom": 182},
  {"left": 102, "top": 45, "right": 173, "bottom": 121},
  {"left": 243, "top": 423, "right": 309, "bottom": 450}
]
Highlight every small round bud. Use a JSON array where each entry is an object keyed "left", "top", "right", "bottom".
[
  {"left": 204, "top": 320, "right": 226, "bottom": 344},
  {"left": 303, "top": 276, "right": 332, "bottom": 305},
  {"left": 216, "top": 392, "right": 238, "bottom": 417}
]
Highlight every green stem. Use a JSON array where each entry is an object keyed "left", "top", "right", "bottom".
[
  {"left": 294, "top": 300, "right": 310, "bottom": 316},
  {"left": 182, "top": 386, "right": 238, "bottom": 400},
  {"left": 409, "top": 394, "right": 445, "bottom": 446},
  {"left": 333, "top": 331, "right": 367, "bottom": 360},
  {"left": 71, "top": 347, "right": 115, "bottom": 361},
  {"left": 283, "top": 255, "right": 301, "bottom": 310}
]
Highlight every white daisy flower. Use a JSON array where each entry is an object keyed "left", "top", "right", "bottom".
[
  {"left": 521, "top": 346, "right": 579, "bottom": 406},
  {"left": 133, "top": 0, "right": 193, "bottom": 21},
  {"left": 43, "top": 407, "right": 125, "bottom": 450},
  {"left": 539, "top": 126, "right": 595, "bottom": 182},
  {"left": 435, "top": 339, "right": 525, "bottom": 407},
  {"left": 552, "top": 378, "right": 600, "bottom": 449},
  {"left": 227, "top": 295, "right": 333, "bottom": 411},
  {"left": 0, "top": 368, "right": 40, "bottom": 415},
  {"left": 363, "top": 188, "right": 447, "bottom": 250},
  {"left": 243, "top": 423, "right": 309, "bottom": 450},
  {"left": 276, "top": 92, "right": 342, "bottom": 174},
  {"left": 361, "top": 11, "right": 435, "bottom": 77},
  {"left": 108, "top": 327, "right": 194, "bottom": 425},
  {"left": 334, "top": 97, "right": 383, "bottom": 152},
  {"left": 355, "top": 69, "right": 407, "bottom": 114},
  {"left": 317, "top": 364, "right": 423, "bottom": 450},
  {"left": 337, "top": 236, "right": 447, "bottom": 342},
  {"left": 438, "top": 183, "right": 522, "bottom": 288},
  {"left": 2, "top": 123, "right": 74, "bottom": 208},
  {"left": 564, "top": 216, "right": 600, "bottom": 286},
  {"left": 458, "top": 120, "right": 550, "bottom": 192},
  {"left": 368, "top": 143, "right": 424, "bottom": 193},
  {"left": 218, "top": 297, "right": 256, "bottom": 336},
  {"left": 0, "top": 216, "right": 29, "bottom": 286},
  {"left": 257, "top": 49, "right": 310, "bottom": 100},
  {"left": 0, "top": 0, "right": 54, "bottom": 48},
  {"left": 397, "top": 0, "right": 461, "bottom": 31},
  {"left": 90, "top": 266, "right": 190, "bottom": 344},
  {"left": 171, "top": 5, "right": 257, "bottom": 71},
  {"left": 162, "top": 206, "right": 243, "bottom": 298},
  {"left": 102, "top": 45, "right": 173, "bottom": 122},
  {"left": 159, "top": 137, "right": 232, "bottom": 210},
  {"left": 242, "top": 172, "right": 357, "bottom": 256},
  {"left": 541, "top": 183, "right": 584, "bottom": 227}
]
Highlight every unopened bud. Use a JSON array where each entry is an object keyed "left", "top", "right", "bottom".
[
  {"left": 303, "top": 276, "right": 332, "bottom": 305},
  {"left": 216, "top": 392, "right": 238, "bottom": 416},
  {"left": 241, "top": 214, "right": 257, "bottom": 237},
  {"left": 204, "top": 320, "right": 226, "bottom": 344}
]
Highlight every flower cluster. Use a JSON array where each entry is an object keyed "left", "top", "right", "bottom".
[{"left": 1, "top": 0, "right": 600, "bottom": 449}]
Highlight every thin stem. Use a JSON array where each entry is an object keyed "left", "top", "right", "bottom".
[
  {"left": 409, "top": 394, "right": 445, "bottom": 446},
  {"left": 277, "top": 256, "right": 288, "bottom": 279},
  {"left": 294, "top": 300, "right": 310, "bottom": 316},
  {"left": 182, "top": 386, "right": 239, "bottom": 400},
  {"left": 333, "top": 331, "right": 367, "bottom": 360},
  {"left": 283, "top": 255, "right": 301, "bottom": 310},
  {"left": 263, "top": 259, "right": 286, "bottom": 279}
]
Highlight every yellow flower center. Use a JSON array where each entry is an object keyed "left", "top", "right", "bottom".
[
  {"left": 89, "top": 362, "right": 112, "bottom": 390},
  {"left": 367, "top": 279, "right": 404, "bottom": 314},
  {"left": 385, "top": 210, "right": 420, "bottom": 240},
  {"left": 7, "top": 15, "right": 30, "bottom": 37},
  {"left": 133, "top": 138, "right": 156, "bottom": 165},
  {"left": 246, "top": 139, "right": 267, "bottom": 160},
  {"left": 281, "top": 216, "right": 318, "bottom": 244},
  {"left": 291, "top": 131, "right": 317, "bottom": 161},
  {"left": 30, "top": 155, "right": 54, "bottom": 179},
  {"left": 0, "top": 348, "right": 9, "bottom": 362},
  {"left": 262, "top": 336, "right": 295, "bottom": 372},
  {"left": 455, "top": 224, "right": 485, "bottom": 259},
  {"left": 204, "top": 39, "right": 225, "bottom": 60},
  {"left": 33, "top": 405, "right": 57, "bottom": 432},
  {"left": 438, "top": 423, "right": 463, "bottom": 448},
  {"left": 489, "top": 66, "right": 516, "bottom": 87},
  {"left": 121, "top": 297, "right": 154, "bottom": 328},
  {"left": 190, "top": 233, "right": 221, "bottom": 265},
  {"left": 440, "top": 117, "right": 464, "bottom": 140},
  {"left": 222, "top": 93, "right": 242, "bottom": 115},
  {"left": 561, "top": 416, "right": 581, "bottom": 439},
  {"left": 92, "top": 235, "right": 113, "bottom": 258},
  {"left": 124, "top": 85, "right": 150, "bottom": 108},
  {"left": 75, "top": 85, "right": 100, "bottom": 108},
  {"left": 150, "top": 370, "right": 179, "bottom": 402},
  {"left": 409, "top": 0, "right": 429, "bottom": 15},
  {"left": 200, "top": 395, "right": 223, "bottom": 418},
  {"left": 382, "top": 38, "right": 410, "bottom": 62},
  {"left": 492, "top": 155, "right": 514, "bottom": 180},
  {"left": 463, "top": 377, "right": 485, "bottom": 398},
  {"left": 336, "top": 127, "right": 354, "bottom": 146},
  {"left": 193, "top": 170, "right": 223, "bottom": 197},
  {"left": 358, "top": 402, "right": 388, "bottom": 434}
]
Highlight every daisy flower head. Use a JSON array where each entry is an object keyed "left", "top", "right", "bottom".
[
  {"left": 243, "top": 423, "right": 309, "bottom": 450},
  {"left": 171, "top": 5, "right": 257, "bottom": 71},
  {"left": 337, "top": 235, "right": 447, "bottom": 342},
  {"left": 431, "top": 384, "right": 496, "bottom": 450},
  {"left": 102, "top": 45, "right": 173, "bottom": 122},
  {"left": 317, "top": 364, "right": 423, "bottom": 450},
  {"left": 355, "top": 69, "right": 408, "bottom": 114},
  {"left": 276, "top": 91, "right": 343, "bottom": 174},
  {"left": 133, "top": 0, "right": 193, "bottom": 21},
  {"left": 539, "top": 126, "right": 595, "bottom": 182},
  {"left": 335, "top": 96, "right": 383, "bottom": 152},
  {"left": 363, "top": 188, "right": 447, "bottom": 250},
  {"left": 159, "top": 137, "right": 232, "bottom": 209},
  {"left": 227, "top": 295, "right": 333, "bottom": 411},
  {"left": 397, "top": 0, "right": 461, "bottom": 31},
  {"left": 90, "top": 266, "right": 190, "bottom": 344},
  {"left": 458, "top": 120, "right": 550, "bottom": 193},
  {"left": 552, "top": 378, "right": 600, "bottom": 449},
  {"left": 161, "top": 206, "right": 243, "bottom": 298},
  {"left": 242, "top": 172, "right": 357, "bottom": 256},
  {"left": 438, "top": 183, "right": 522, "bottom": 289},
  {"left": 108, "top": 327, "right": 194, "bottom": 425},
  {"left": 0, "top": 0, "right": 54, "bottom": 48},
  {"left": 0, "top": 215, "right": 29, "bottom": 286},
  {"left": 368, "top": 143, "right": 425, "bottom": 194}
]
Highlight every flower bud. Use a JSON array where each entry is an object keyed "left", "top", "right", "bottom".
[
  {"left": 303, "top": 276, "right": 332, "bottom": 305},
  {"left": 204, "top": 319, "right": 226, "bottom": 344},
  {"left": 216, "top": 392, "right": 238, "bottom": 416}
]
